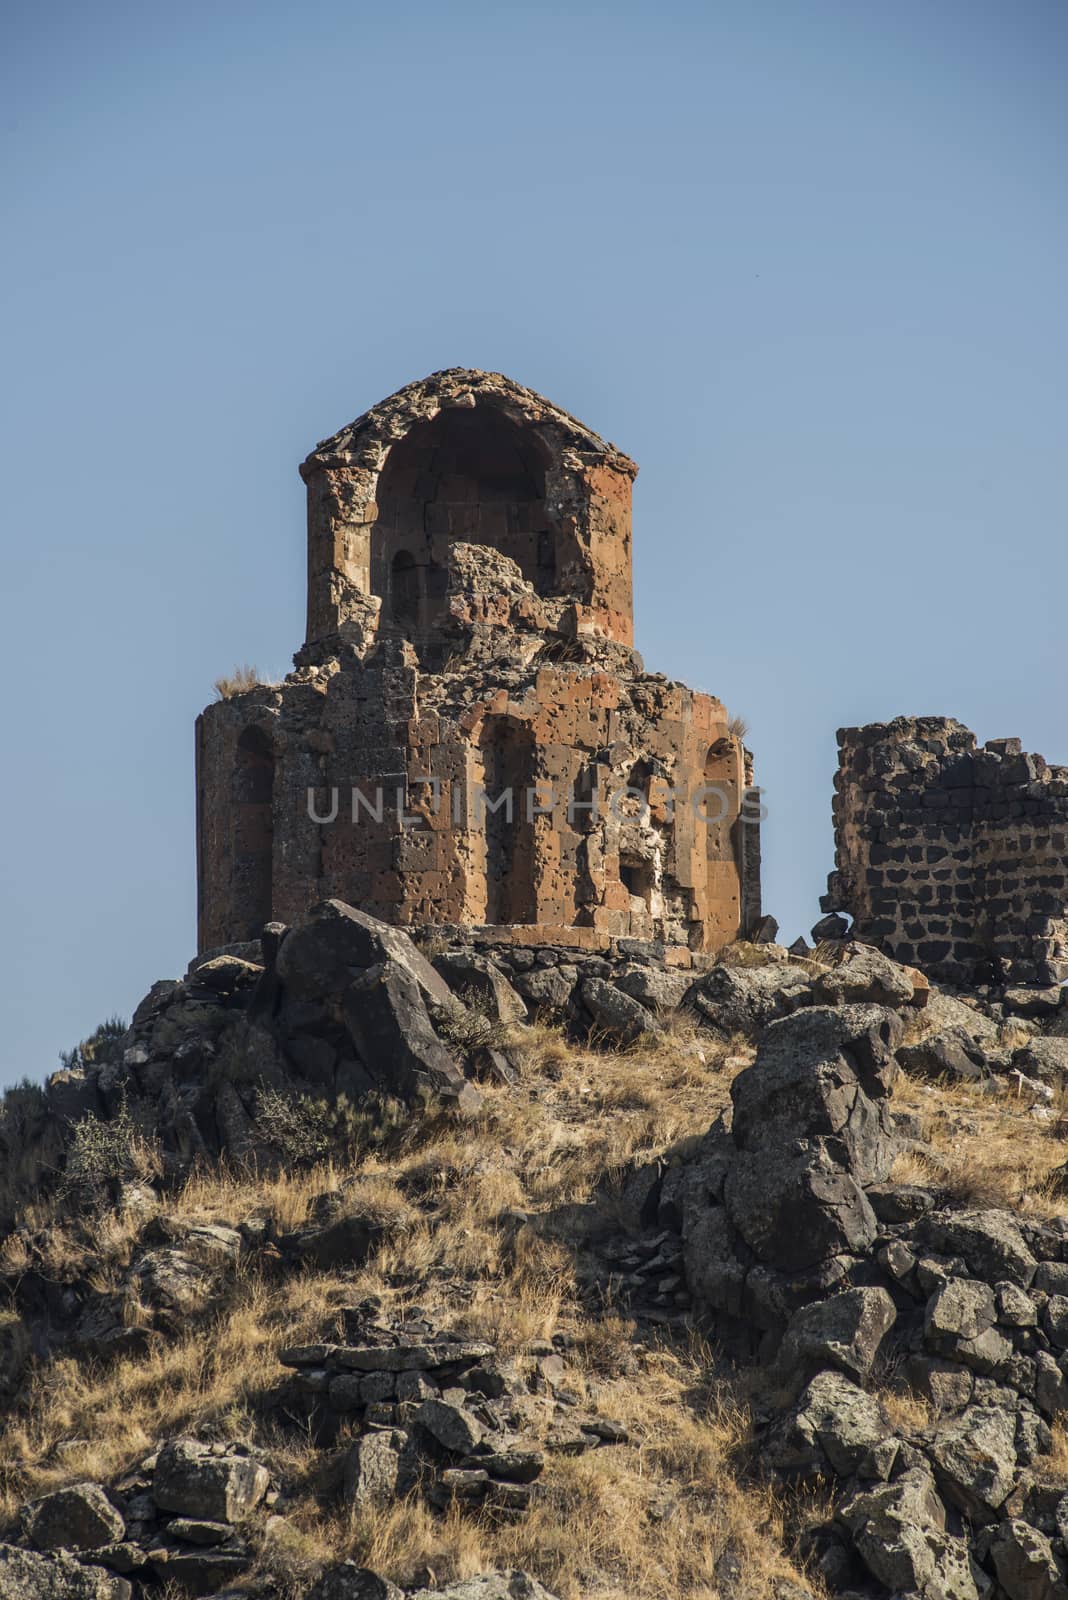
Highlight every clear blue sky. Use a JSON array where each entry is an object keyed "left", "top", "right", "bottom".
[{"left": 2, "top": 0, "right": 1065, "bottom": 1086}]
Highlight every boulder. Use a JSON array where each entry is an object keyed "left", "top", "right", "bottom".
[
  {"left": 925, "top": 1279, "right": 997, "bottom": 1348},
  {"left": 919, "top": 1210, "right": 1037, "bottom": 1289},
  {"left": 777, "top": 1287, "right": 897, "bottom": 1389},
  {"left": 613, "top": 966, "right": 694, "bottom": 1013},
  {"left": 988, "top": 1519, "right": 1068, "bottom": 1600},
  {"left": 729, "top": 1006, "right": 901, "bottom": 1184},
  {"left": 344, "top": 961, "right": 481, "bottom": 1114},
  {"left": 26, "top": 1484, "right": 125, "bottom": 1552},
  {"left": 579, "top": 979, "right": 662, "bottom": 1045},
  {"left": 309, "top": 1568, "right": 403, "bottom": 1600},
  {"left": 1015, "top": 1038, "right": 1068, "bottom": 1084},
  {"left": 277, "top": 900, "right": 455, "bottom": 1011},
  {"left": 415, "top": 1397, "right": 484, "bottom": 1453},
  {"left": 1003, "top": 987, "right": 1064, "bottom": 1020},
  {"left": 899, "top": 1029, "right": 987, "bottom": 1082},
  {"left": 511, "top": 966, "right": 577, "bottom": 1013},
  {"left": 813, "top": 945, "right": 917, "bottom": 1009},
  {"left": 724, "top": 1145, "right": 877, "bottom": 1270},
  {"left": 343, "top": 1430, "right": 412, "bottom": 1508},
  {"left": 431, "top": 953, "right": 526, "bottom": 1024},
  {"left": 0, "top": 1545, "right": 131, "bottom": 1600},
  {"left": 928, "top": 1404, "right": 1018, "bottom": 1520},
  {"left": 152, "top": 1439, "right": 269, "bottom": 1523},
  {"left": 776, "top": 1371, "right": 897, "bottom": 1480},
  {"left": 837, "top": 1468, "right": 978, "bottom": 1600},
  {"left": 684, "top": 962, "right": 814, "bottom": 1039}
]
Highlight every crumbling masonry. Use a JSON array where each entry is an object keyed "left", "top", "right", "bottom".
[
  {"left": 825, "top": 717, "right": 1068, "bottom": 985},
  {"left": 196, "top": 370, "right": 759, "bottom": 955}
]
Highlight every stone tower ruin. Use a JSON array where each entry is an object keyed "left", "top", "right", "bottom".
[{"left": 195, "top": 370, "right": 759, "bottom": 955}]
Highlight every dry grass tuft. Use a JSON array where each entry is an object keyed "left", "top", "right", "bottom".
[{"left": 214, "top": 664, "right": 275, "bottom": 699}]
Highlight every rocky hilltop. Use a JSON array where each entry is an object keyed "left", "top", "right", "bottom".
[{"left": 4, "top": 905, "right": 1068, "bottom": 1600}]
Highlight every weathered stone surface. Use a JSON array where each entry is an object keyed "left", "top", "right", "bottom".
[
  {"left": 900, "top": 1028, "right": 987, "bottom": 1082},
  {"left": 26, "top": 1484, "right": 126, "bottom": 1552},
  {"left": 729, "top": 1005, "right": 901, "bottom": 1184},
  {"left": 277, "top": 900, "right": 454, "bottom": 1011},
  {"left": 989, "top": 1519, "right": 1068, "bottom": 1600},
  {"left": 579, "top": 978, "right": 662, "bottom": 1045},
  {"left": 308, "top": 1566, "right": 403, "bottom": 1600},
  {"left": 0, "top": 1312, "right": 29, "bottom": 1406},
  {"left": 344, "top": 960, "right": 481, "bottom": 1114},
  {"left": 812, "top": 945, "right": 917, "bottom": 1009},
  {"left": 343, "top": 1431, "right": 410, "bottom": 1508},
  {"left": 837, "top": 1468, "right": 978, "bottom": 1600},
  {"left": 684, "top": 961, "right": 812, "bottom": 1038},
  {"left": 0, "top": 1545, "right": 131, "bottom": 1600},
  {"left": 152, "top": 1439, "right": 269, "bottom": 1523},
  {"left": 779, "top": 1371, "right": 897, "bottom": 1480},
  {"left": 724, "top": 1146, "right": 877, "bottom": 1270},
  {"left": 928, "top": 1404, "right": 1018, "bottom": 1519},
  {"left": 415, "top": 1398, "right": 484, "bottom": 1453},
  {"left": 613, "top": 966, "right": 694, "bottom": 1013},
  {"left": 408, "top": 1575, "right": 561, "bottom": 1600},
  {"left": 778, "top": 1287, "right": 896, "bottom": 1389},
  {"left": 431, "top": 952, "right": 526, "bottom": 1023},
  {"left": 919, "top": 1210, "right": 1038, "bottom": 1288},
  {"left": 925, "top": 1279, "right": 997, "bottom": 1347}
]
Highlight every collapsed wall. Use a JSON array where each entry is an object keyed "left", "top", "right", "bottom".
[{"left": 825, "top": 717, "right": 1068, "bottom": 986}]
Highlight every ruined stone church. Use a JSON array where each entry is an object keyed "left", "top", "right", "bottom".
[{"left": 196, "top": 370, "right": 759, "bottom": 955}]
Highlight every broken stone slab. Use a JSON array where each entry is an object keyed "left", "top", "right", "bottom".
[
  {"left": 415, "top": 1397, "right": 484, "bottom": 1453},
  {"left": 147, "top": 1545, "right": 249, "bottom": 1595},
  {"left": 277, "top": 899, "right": 457, "bottom": 1011},
  {"left": 332, "top": 1341, "right": 495, "bottom": 1372},
  {"left": 152, "top": 1439, "right": 269, "bottom": 1523},
  {"left": 165, "top": 1519, "right": 234, "bottom": 1546},
  {"left": 343, "top": 961, "right": 481, "bottom": 1115},
  {"left": 0, "top": 1545, "right": 132, "bottom": 1600},
  {"left": 25, "top": 1483, "right": 126, "bottom": 1552}
]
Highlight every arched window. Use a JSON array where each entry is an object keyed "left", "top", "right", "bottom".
[{"left": 232, "top": 725, "right": 274, "bottom": 940}]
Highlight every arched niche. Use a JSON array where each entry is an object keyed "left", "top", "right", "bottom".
[{"left": 370, "top": 404, "right": 561, "bottom": 632}]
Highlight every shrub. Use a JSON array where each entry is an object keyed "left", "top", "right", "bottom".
[{"left": 60, "top": 1098, "right": 160, "bottom": 1212}]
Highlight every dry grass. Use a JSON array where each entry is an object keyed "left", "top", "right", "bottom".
[
  {"left": 890, "top": 1068, "right": 1068, "bottom": 1218},
  {"left": 0, "top": 1020, "right": 812, "bottom": 1598}
]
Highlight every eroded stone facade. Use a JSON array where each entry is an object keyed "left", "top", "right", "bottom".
[
  {"left": 825, "top": 717, "right": 1068, "bottom": 984},
  {"left": 196, "top": 370, "right": 758, "bottom": 954}
]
